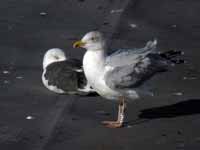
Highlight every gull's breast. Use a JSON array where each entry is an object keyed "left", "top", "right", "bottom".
[
  {"left": 83, "top": 62, "right": 119, "bottom": 100},
  {"left": 83, "top": 51, "right": 120, "bottom": 100}
]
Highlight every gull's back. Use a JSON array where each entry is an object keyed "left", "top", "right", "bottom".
[
  {"left": 105, "top": 40, "right": 157, "bottom": 67},
  {"left": 104, "top": 40, "right": 184, "bottom": 99}
]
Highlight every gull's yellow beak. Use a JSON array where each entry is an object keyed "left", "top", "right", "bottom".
[{"left": 73, "top": 40, "right": 86, "bottom": 48}]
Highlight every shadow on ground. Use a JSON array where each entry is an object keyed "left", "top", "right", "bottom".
[
  {"left": 139, "top": 99, "right": 200, "bottom": 119},
  {"left": 126, "top": 99, "right": 200, "bottom": 126}
]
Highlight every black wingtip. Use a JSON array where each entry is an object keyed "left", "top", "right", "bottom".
[{"left": 160, "top": 50, "right": 185, "bottom": 64}]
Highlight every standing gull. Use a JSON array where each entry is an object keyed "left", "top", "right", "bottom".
[
  {"left": 73, "top": 31, "right": 184, "bottom": 128},
  {"left": 42, "top": 48, "right": 95, "bottom": 95}
]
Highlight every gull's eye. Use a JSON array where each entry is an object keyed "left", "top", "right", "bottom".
[
  {"left": 91, "top": 37, "right": 95, "bottom": 41},
  {"left": 54, "top": 56, "right": 59, "bottom": 60}
]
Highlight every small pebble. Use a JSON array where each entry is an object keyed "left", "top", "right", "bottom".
[
  {"left": 129, "top": 23, "right": 137, "bottom": 28},
  {"left": 183, "top": 77, "right": 187, "bottom": 80},
  {"left": 40, "top": 12, "right": 47, "bottom": 16},
  {"left": 3, "top": 71, "right": 10, "bottom": 74},
  {"left": 183, "top": 76, "right": 197, "bottom": 80},
  {"left": 26, "top": 116, "right": 35, "bottom": 120},
  {"left": 110, "top": 9, "right": 123, "bottom": 14},
  {"left": 16, "top": 76, "right": 23, "bottom": 79},
  {"left": 173, "top": 92, "right": 183, "bottom": 96}
]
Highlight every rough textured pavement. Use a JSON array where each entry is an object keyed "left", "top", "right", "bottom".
[{"left": 0, "top": 0, "right": 200, "bottom": 150}]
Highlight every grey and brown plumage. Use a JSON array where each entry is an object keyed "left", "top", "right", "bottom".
[{"left": 73, "top": 31, "right": 184, "bottom": 128}]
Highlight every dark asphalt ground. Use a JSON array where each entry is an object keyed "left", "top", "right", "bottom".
[{"left": 0, "top": 0, "right": 200, "bottom": 150}]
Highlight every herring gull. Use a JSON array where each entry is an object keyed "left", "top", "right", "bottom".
[
  {"left": 73, "top": 31, "right": 184, "bottom": 128},
  {"left": 42, "top": 48, "right": 95, "bottom": 95}
]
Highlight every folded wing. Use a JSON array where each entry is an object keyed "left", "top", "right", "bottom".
[{"left": 105, "top": 40, "right": 169, "bottom": 90}]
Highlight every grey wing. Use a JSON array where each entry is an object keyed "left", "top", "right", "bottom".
[
  {"left": 106, "top": 40, "right": 157, "bottom": 67},
  {"left": 105, "top": 53, "right": 168, "bottom": 90},
  {"left": 45, "top": 61, "right": 81, "bottom": 91}
]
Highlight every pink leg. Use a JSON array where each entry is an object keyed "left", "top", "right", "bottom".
[{"left": 102, "top": 96, "right": 126, "bottom": 128}]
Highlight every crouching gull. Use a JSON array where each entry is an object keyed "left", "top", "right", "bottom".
[
  {"left": 73, "top": 31, "right": 184, "bottom": 128},
  {"left": 42, "top": 48, "right": 95, "bottom": 95}
]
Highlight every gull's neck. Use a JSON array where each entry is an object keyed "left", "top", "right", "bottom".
[
  {"left": 83, "top": 49, "right": 106, "bottom": 80},
  {"left": 83, "top": 49, "right": 106, "bottom": 88},
  {"left": 84, "top": 49, "right": 106, "bottom": 65}
]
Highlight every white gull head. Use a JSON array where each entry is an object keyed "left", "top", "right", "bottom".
[
  {"left": 43, "top": 48, "right": 67, "bottom": 69},
  {"left": 74, "top": 31, "right": 106, "bottom": 51}
]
